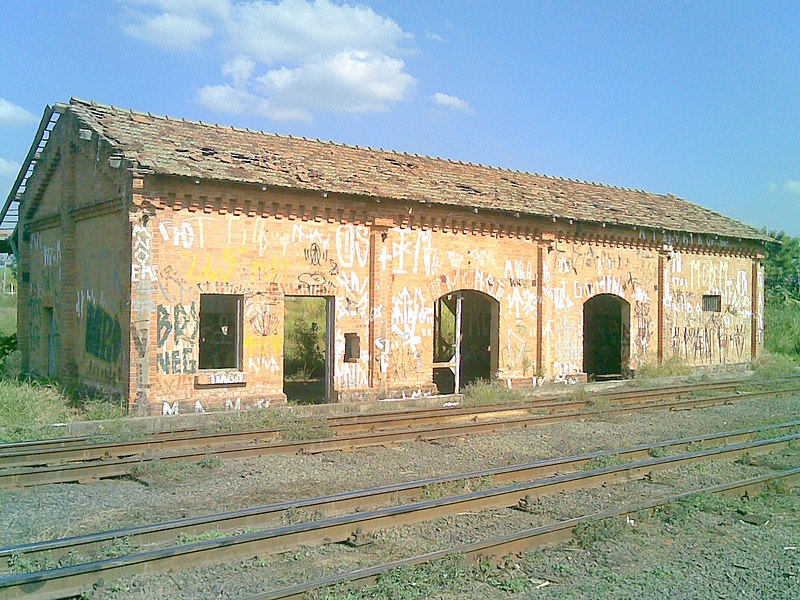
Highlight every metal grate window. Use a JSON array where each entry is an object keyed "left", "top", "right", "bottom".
[
  {"left": 344, "top": 333, "right": 360, "bottom": 362},
  {"left": 702, "top": 294, "right": 721, "bottom": 312}
]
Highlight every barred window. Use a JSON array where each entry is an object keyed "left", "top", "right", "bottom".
[{"left": 702, "top": 294, "right": 721, "bottom": 312}]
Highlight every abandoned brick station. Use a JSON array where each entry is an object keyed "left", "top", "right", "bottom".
[{"left": 3, "top": 98, "right": 769, "bottom": 415}]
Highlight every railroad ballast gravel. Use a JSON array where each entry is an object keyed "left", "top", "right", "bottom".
[{"left": 1, "top": 391, "right": 798, "bottom": 598}]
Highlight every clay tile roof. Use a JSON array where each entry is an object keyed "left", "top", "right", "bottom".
[{"left": 66, "top": 97, "right": 768, "bottom": 242}]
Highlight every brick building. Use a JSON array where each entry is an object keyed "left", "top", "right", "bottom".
[{"left": 5, "top": 98, "right": 768, "bottom": 415}]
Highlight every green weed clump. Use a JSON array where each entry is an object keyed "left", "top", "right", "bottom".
[
  {"left": 0, "top": 376, "right": 129, "bottom": 442},
  {"left": 313, "top": 553, "right": 552, "bottom": 599},
  {"left": 73, "top": 396, "right": 127, "bottom": 422},
  {"left": 281, "top": 417, "right": 334, "bottom": 441},
  {"left": 582, "top": 454, "right": 628, "bottom": 471},
  {"left": 652, "top": 492, "right": 742, "bottom": 526},
  {"left": 0, "top": 293, "right": 17, "bottom": 337},
  {"left": 176, "top": 527, "right": 261, "bottom": 545},
  {"left": 461, "top": 380, "right": 525, "bottom": 406},
  {"left": 8, "top": 552, "right": 62, "bottom": 574},
  {"left": 573, "top": 517, "right": 629, "bottom": 548},
  {"left": 202, "top": 408, "right": 287, "bottom": 434},
  {"left": 421, "top": 476, "right": 492, "bottom": 500},
  {"left": 648, "top": 445, "right": 672, "bottom": 458},
  {"left": 315, "top": 555, "right": 475, "bottom": 600},
  {"left": 570, "top": 386, "right": 590, "bottom": 402},
  {"left": 204, "top": 409, "right": 332, "bottom": 442},
  {"left": 177, "top": 529, "right": 228, "bottom": 545},
  {"left": 751, "top": 351, "right": 798, "bottom": 379},
  {"left": 96, "top": 536, "right": 137, "bottom": 559},
  {"left": 587, "top": 395, "right": 613, "bottom": 411},
  {"left": 634, "top": 356, "right": 694, "bottom": 380},
  {"left": 0, "top": 379, "right": 72, "bottom": 442},
  {"left": 764, "top": 303, "right": 800, "bottom": 358},
  {"left": 130, "top": 453, "right": 221, "bottom": 481}
]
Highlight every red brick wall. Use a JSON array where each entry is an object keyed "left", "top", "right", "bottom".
[
  {"left": 19, "top": 119, "right": 765, "bottom": 416},
  {"left": 122, "top": 174, "right": 766, "bottom": 414},
  {"left": 19, "top": 113, "right": 131, "bottom": 395}
]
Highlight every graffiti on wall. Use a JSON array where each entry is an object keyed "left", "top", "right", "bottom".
[
  {"left": 246, "top": 294, "right": 280, "bottom": 337},
  {"left": 156, "top": 302, "right": 198, "bottom": 374},
  {"left": 132, "top": 214, "right": 155, "bottom": 410},
  {"left": 85, "top": 303, "right": 122, "bottom": 363},
  {"left": 542, "top": 240, "right": 660, "bottom": 370},
  {"left": 667, "top": 253, "right": 752, "bottom": 364}
]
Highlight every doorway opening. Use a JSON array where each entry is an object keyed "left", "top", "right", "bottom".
[
  {"left": 433, "top": 290, "right": 499, "bottom": 393},
  {"left": 44, "top": 307, "right": 55, "bottom": 377},
  {"left": 283, "top": 296, "right": 333, "bottom": 404},
  {"left": 583, "top": 293, "right": 630, "bottom": 381}
]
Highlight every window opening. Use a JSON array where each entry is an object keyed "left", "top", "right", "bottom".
[
  {"left": 344, "top": 333, "right": 360, "bottom": 362},
  {"left": 702, "top": 294, "right": 721, "bottom": 312},
  {"left": 199, "top": 294, "right": 242, "bottom": 369}
]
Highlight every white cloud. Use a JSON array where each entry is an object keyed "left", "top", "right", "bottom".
[
  {"left": 222, "top": 56, "right": 256, "bottom": 87},
  {"left": 125, "top": 0, "right": 231, "bottom": 18},
  {"left": 228, "top": 0, "right": 409, "bottom": 65},
  {"left": 123, "top": 12, "right": 214, "bottom": 50},
  {"left": 121, "top": 0, "right": 417, "bottom": 121},
  {"left": 258, "top": 51, "right": 415, "bottom": 113},
  {"left": 254, "top": 100, "right": 312, "bottom": 122},
  {"left": 197, "top": 84, "right": 254, "bottom": 114},
  {"left": 0, "top": 99, "right": 37, "bottom": 127},
  {"left": 0, "top": 158, "right": 20, "bottom": 180},
  {"left": 424, "top": 30, "right": 444, "bottom": 42},
  {"left": 782, "top": 180, "right": 800, "bottom": 197},
  {"left": 431, "top": 92, "right": 474, "bottom": 113}
]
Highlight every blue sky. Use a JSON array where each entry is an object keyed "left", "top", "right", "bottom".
[{"left": 1, "top": 0, "right": 799, "bottom": 236}]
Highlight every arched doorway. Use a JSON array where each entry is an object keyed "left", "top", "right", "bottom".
[
  {"left": 583, "top": 294, "right": 630, "bottom": 380},
  {"left": 433, "top": 290, "right": 499, "bottom": 393}
]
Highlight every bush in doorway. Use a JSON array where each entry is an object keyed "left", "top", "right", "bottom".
[
  {"left": 285, "top": 319, "right": 325, "bottom": 379},
  {"left": 284, "top": 297, "right": 326, "bottom": 380}
]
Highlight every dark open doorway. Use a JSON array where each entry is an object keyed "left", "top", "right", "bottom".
[
  {"left": 44, "top": 307, "right": 55, "bottom": 377},
  {"left": 283, "top": 296, "right": 333, "bottom": 404},
  {"left": 433, "top": 290, "right": 499, "bottom": 393},
  {"left": 583, "top": 293, "right": 630, "bottom": 381}
]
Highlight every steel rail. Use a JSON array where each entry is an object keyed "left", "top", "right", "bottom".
[
  {"left": 0, "top": 427, "right": 284, "bottom": 469},
  {"left": 296, "top": 375, "right": 787, "bottom": 430},
  {"left": 1, "top": 419, "right": 797, "bottom": 571},
  {"left": 1, "top": 386, "right": 798, "bottom": 488},
  {"left": 0, "top": 434, "right": 796, "bottom": 599},
  {"left": 251, "top": 467, "right": 800, "bottom": 600},
  {"left": 0, "top": 427, "right": 209, "bottom": 456},
  {"left": 0, "top": 383, "right": 718, "bottom": 466},
  {"left": 1, "top": 375, "right": 793, "bottom": 456}
]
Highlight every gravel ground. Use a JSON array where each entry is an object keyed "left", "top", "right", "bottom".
[
  {"left": 81, "top": 446, "right": 800, "bottom": 599},
  {"left": 1, "top": 391, "right": 798, "bottom": 598}
]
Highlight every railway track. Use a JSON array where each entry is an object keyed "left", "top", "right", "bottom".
[
  {"left": 1, "top": 379, "right": 798, "bottom": 488},
  {"left": 1, "top": 376, "right": 792, "bottom": 459},
  {"left": 2, "top": 376, "right": 793, "bottom": 461},
  {"left": 253, "top": 468, "right": 800, "bottom": 600},
  {"left": 0, "top": 423, "right": 797, "bottom": 599}
]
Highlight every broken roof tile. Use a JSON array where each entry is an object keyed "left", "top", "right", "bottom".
[{"left": 66, "top": 97, "right": 767, "bottom": 242}]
